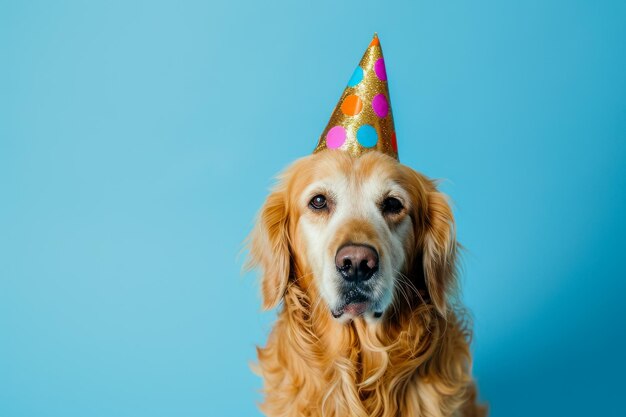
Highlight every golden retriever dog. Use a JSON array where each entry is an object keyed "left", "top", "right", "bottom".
[{"left": 247, "top": 149, "right": 486, "bottom": 417}]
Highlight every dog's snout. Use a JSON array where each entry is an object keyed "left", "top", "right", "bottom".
[{"left": 335, "top": 244, "right": 379, "bottom": 282}]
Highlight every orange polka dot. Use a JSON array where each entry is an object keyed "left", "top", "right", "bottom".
[
  {"left": 391, "top": 131, "right": 398, "bottom": 152},
  {"left": 369, "top": 37, "right": 380, "bottom": 47},
  {"left": 341, "top": 95, "right": 363, "bottom": 116}
]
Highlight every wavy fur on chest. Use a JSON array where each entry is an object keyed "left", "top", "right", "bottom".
[{"left": 256, "top": 285, "right": 484, "bottom": 417}]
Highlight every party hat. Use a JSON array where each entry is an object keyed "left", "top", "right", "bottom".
[{"left": 313, "top": 34, "right": 398, "bottom": 159}]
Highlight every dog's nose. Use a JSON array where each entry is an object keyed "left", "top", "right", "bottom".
[{"left": 335, "top": 245, "right": 379, "bottom": 282}]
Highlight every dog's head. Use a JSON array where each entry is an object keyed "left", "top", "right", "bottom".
[{"left": 247, "top": 150, "right": 457, "bottom": 323}]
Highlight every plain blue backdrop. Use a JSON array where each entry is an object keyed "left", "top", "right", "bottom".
[{"left": 1, "top": 1, "right": 625, "bottom": 416}]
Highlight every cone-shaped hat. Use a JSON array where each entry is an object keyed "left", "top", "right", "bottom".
[{"left": 313, "top": 34, "right": 398, "bottom": 159}]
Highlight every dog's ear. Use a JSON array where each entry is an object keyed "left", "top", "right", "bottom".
[
  {"left": 246, "top": 185, "right": 291, "bottom": 310},
  {"left": 422, "top": 188, "right": 458, "bottom": 317}
]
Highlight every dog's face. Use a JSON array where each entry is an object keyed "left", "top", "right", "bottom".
[
  {"left": 248, "top": 150, "right": 456, "bottom": 323},
  {"left": 296, "top": 152, "right": 415, "bottom": 323}
]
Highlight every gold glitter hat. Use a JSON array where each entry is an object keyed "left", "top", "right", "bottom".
[{"left": 313, "top": 34, "right": 398, "bottom": 159}]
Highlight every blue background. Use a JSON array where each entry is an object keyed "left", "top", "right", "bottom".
[{"left": 1, "top": 1, "right": 625, "bottom": 416}]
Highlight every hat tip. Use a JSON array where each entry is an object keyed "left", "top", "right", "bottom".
[{"left": 369, "top": 33, "right": 380, "bottom": 47}]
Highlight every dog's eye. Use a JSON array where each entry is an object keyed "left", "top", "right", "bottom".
[
  {"left": 309, "top": 195, "right": 327, "bottom": 210},
  {"left": 381, "top": 197, "right": 404, "bottom": 215}
]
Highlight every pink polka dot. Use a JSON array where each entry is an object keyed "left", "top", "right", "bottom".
[
  {"left": 372, "top": 94, "right": 389, "bottom": 118},
  {"left": 374, "top": 58, "right": 387, "bottom": 81},
  {"left": 326, "top": 125, "right": 347, "bottom": 149}
]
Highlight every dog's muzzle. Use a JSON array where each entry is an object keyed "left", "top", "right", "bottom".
[{"left": 331, "top": 244, "right": 382, "bottom": 319}]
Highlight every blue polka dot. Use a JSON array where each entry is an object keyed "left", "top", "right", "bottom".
[
  {"left": 357, "top": 124, "right": 378, "bottom": 148},
  {"left": 347, "top": 66, "right": 364, "bottom": 87}
]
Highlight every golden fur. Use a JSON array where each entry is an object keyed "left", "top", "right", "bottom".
[{"left": 247, "top": 151, "right": 486, "bottom": 417}]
